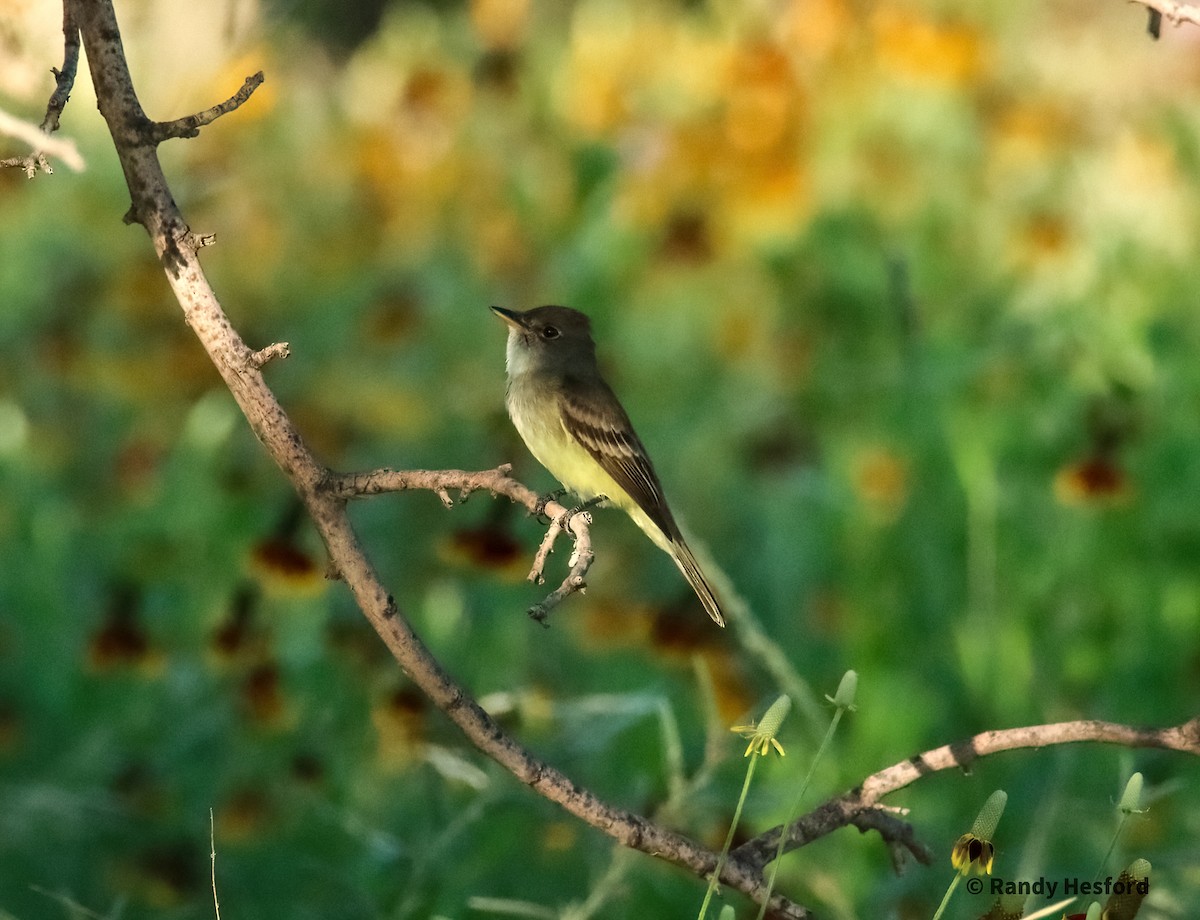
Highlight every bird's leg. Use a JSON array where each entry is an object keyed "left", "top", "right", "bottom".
[
  {"left": 525, "top": 495, "right": 605, "bottom": 590},
  {"left": 574, "top": 494, "right": 608, "bottom": 512},
  {"left": 562, "top": 494, "right": 607, "bottom": 532},
  {"left": 533, "top": 488, "right": 568, "bottom": 523}
]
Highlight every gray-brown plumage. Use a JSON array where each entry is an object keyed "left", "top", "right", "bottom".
[{"left": 492, "top": 304, "right": 725, "bottom": 626}]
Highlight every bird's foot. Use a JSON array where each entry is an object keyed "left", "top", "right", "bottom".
[
  {"left": 560, "top": 494, "right": 607, "bottom": 534},
  {"left": 533, "top": 488, "right": 568, "bottom": 523}
]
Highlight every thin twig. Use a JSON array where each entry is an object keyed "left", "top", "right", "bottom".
[
  {"left": 0, "top": 108, "right": 84, "bottom": 175},
  {"left": 148, "top": 72, "right": 266, "bottom": 143},
  {"left": 324, "top": 465, "right": 596, "bottom": 621},
  {"left": 0, "top": 5, "right": 81, "bottom": 178},
  {"left": 527, "top": 509, "right": 594, "bottom": 625},
  {"left": 527, "top": 515, "right": 564, "bottom": 584},
  {"left": 210, "top": 808, "right": 221, "bottom": 920},
  {"left": 44, "top": 3, "right": 81, "bottom": 134},
  {"left": 250, "top": 342, "right": 290, "bottom": 368}
]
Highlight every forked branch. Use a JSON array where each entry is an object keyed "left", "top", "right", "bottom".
[
  {"left": 0, "top": 4, "right": 82, "bottom": 177},
  {"left": 322, "top": 465, "right": 596, "bottom": 621}
]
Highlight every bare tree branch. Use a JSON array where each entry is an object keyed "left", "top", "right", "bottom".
[
  {"left": 524, "top": 507, "right": 595, "bottom": 623},
  {"left": 0, "top": 4, "right": 82, "bottom": 178},
  {"left": 43, "top": 3, "right": 81, "bottom": 135},
  {"left": 146, "top": 71, "right": 265, "bottom": 143},
  {"left": 734, "top": 716, "right": 1200, "bottom": 869},
  {"left": 0, "top": 108, "right": 84, "bottom": 176},
  {"left": 323, "top": 465, "right": 596, "bottom": 622}
]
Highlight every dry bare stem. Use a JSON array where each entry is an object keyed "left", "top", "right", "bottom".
[{"left": 0, "top": 4, "right": 82, "bottom": 177}]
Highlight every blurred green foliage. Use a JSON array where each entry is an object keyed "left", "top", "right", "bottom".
[{"left": 2, "top": 0, "right": 1199, "bottom": 917}]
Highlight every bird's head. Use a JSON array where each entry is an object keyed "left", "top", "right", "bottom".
[{"left": 491, "top": 305, "right": 597, "bottom": 377}]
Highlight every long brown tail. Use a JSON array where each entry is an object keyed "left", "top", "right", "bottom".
[{"left": 670, "top": 539, "right": 726, "bottom": 627}]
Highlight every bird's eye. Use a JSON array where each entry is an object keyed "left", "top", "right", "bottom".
[{"left": 542, "top": 326, "right": 560, "bottom": 339}]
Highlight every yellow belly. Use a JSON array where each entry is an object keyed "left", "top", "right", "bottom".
[
  {"left": 508, "top": 386, "right": 617, "bottom": 500},
  {"left": 506, "top": 377, "right": 673, "bottom": 554}
]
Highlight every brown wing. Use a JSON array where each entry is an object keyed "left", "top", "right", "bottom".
[{"left": 557, "top": 378, "right": 683, "bottom": 542}]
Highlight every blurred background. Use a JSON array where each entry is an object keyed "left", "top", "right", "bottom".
[{"left": 2, "top": 0, "right": 1199, "bottom": 917}]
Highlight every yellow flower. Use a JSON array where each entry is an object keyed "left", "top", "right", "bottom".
[
  {"left": 950, "top": 832, "right": 996, "bottom": 875},
  {"left": 730, "top": 695, "right": 790, "bottom": 757},
  {"left": 950, "top": 789, "right": 1007, "bottom": 875},
  {"left": 935, "top": 791, "right": 1006, "bottom": 919}
]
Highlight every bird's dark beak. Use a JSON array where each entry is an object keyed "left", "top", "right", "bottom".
[{"left": 490, "top": 305, "right": 527, "bottom": 331}]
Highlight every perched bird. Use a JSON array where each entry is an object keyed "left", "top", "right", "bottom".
[{"left": 491, "top": 305, "right": 725, "bottom": 626}]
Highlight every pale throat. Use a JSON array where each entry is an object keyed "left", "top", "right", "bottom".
[{"left": 505, "top": 331, "right": 537, "bottom": 378}]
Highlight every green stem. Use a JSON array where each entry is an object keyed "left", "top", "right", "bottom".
[
  {"left": 753, "top": 708, "right": 846, "bottom": 920},
  {"left": 930, "top": 873, "right": 961, "bottom": 920},
  {"left": 1094, "top": 813, "right": 1128, "bottom": 883},
  {"left": 697, "top": 753, "right": 760, "bottom": 920}
]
